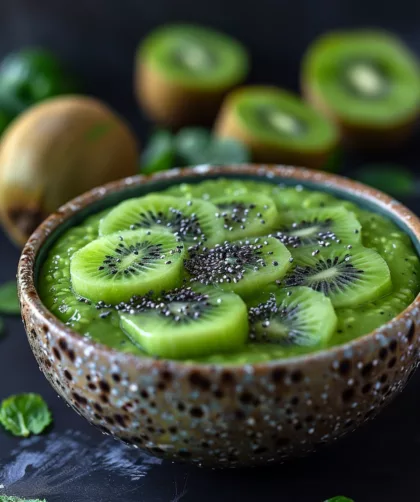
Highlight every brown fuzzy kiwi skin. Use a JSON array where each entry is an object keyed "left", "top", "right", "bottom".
[
  {"left": 302, "top": 80, "right": 419, "bottom": 149},
  {"left": 136, "top": 59, "right": 237, "bottom": 128},
  {"left": 214, "top": 88, "right": 338, "bottom": 170},
  {"left": 0, "top": 95, "right": 139, "bottom": 247}
]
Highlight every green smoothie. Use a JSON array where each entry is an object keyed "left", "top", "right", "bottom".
[{"left": 39, "top": 178, "right": 420, "bottom": 363}]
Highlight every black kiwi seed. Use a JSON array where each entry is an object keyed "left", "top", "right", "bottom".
[
  {"left": 249, "top": 294, "right": 301, "bottom": 345},
  {"left": 98, "top": 240, "right": 163, "bottom": 277},
  {"left": 185, "top": 240, "right": 267, "bottom": 285},
  {"left": 129, "top": 206, "right": 204, "bottom": 242},
  {"left": 116, "top": 287, "right": 215, "bottom": 324},
  {"left": 215, "top": 201, "right": 265, "bottom": 231},
  {"left": 281, "top": 255, "right": 363, "bottom": 295}
]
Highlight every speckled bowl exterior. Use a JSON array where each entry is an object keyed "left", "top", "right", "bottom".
[{"left": 18, "top": 165, "right": 420, "bottom": 467}]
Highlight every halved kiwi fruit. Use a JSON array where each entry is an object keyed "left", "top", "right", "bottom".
[
  {"left": 280, "top": 245, "right": 392, "bottom": 308},
  {"left": 302, "top": 30, "right": 420, "bottom": 147},
  {"left": 136, "top": 24, "right": 249, "bottom": 127},
  {"left": 249, "top": 286, "right": 337, "bottom": 346},
  {"left": 99, "top": 194, "right": 225, "bottom": 248},
  {"left": 270, "top": 206, "right": 362, "bottom": 249},
  {"left": 119, "top": 287, "right": 248, "bottom": 359},
  {"left": 212, "top": 192, "right": 279, "bottom": 240},
  {"left": 214, "top": 86, "right": 339, "bottom": 169},
  {"left": 185, "top": 236, "right": 292, "bottom": 297},
  {"left": 70, "top": 229, "right": 185, "bottom": 304}
]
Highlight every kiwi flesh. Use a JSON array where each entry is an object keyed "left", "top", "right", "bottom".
[
  {"left": 99, "top": 194, "right": 225, "bottom": 248},
  {"left": 136, "top": 24, "right": 249, "bottom": 127},
  {"left": 185, "top": 236, "right": 292, "bottom": 297},
  {"left": 212, "top": 192, "right": 279, "bottom": 241},
  {"left": 214, "top": 86, "right": 339, "bottom": 169},
  {"left": 70, "top": 229, "right": 185, "bottom": 304},
  {"left": 270, "top": 206, "right": 362, "bottom": 249},
  {"left": 280, "top": 245, "right": 392, "bottom": 308},
  {"left": 302, "top": 30, "right": 420, "bottom": 147},
  {"left": 119, "top": 287, "right": 248, "bottom": 359},
  {"left": 248, "top": 286, "right": 337, "bottom": 346}
]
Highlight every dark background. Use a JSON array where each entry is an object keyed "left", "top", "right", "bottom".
[{"left": 0, "top": 1, "right": 420, "bottom": 501}]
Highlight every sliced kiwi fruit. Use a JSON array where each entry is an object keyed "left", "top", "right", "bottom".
[
  {"left": 163, "top": 178, "right": 251, "bottom": 200},
  {"left": 302, "top": 30, "right": 420, "bottom": 147},
  {"left": 214, "top": 86, "right": 339, "bottom": 169},
  {"left": 99, "top": 194, "right": 225, "bottom": 248},
  {"left": 185, "top": 236, "right": 292, "bottom": 297},
  {"left": 212, "top": 192, "right": 279, "bottom": 240},
  {"left": 119, "top": 287, "right": 248, "bottom": 359},
  {"left": 280, "top": 245, "right": 392, "bottom": 308},
  {"left": 270, "top": 206, "right": 362, "bottom": 249},
  {"left": 136, "top": 24, "right": 249, "bottom": 127},
  {"left": 70, "top": 229, "right": 185, "bottom": 304},
  {"left": 248, "top": 286, "right": 336, "bottom": 346}
]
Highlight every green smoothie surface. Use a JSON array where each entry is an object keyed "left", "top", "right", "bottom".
[{"left": 39, "top": 178, "right": 420, "bottom": 364}]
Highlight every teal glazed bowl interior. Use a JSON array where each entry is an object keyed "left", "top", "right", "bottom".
[{"left": 18, "top": 165, "right": 420, "bottom": 467}]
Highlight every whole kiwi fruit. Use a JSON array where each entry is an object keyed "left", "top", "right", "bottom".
[{"left": 0, "top": 95, "right": 139, "bottom": 246}]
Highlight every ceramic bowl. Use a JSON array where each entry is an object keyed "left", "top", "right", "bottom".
[{"left": 18, "top": 165, "right": 420, "bottom": 467}]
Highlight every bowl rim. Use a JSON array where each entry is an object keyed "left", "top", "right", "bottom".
[{"left": 18, "top": 164, "right": 420, "bottom": 372}]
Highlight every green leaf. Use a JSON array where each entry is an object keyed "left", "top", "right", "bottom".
[
  {"left": 0, "top": 393, "right": 52, "bottom": 437},
  {"left": 355, "top": 164, "right": 415, "bottom": 198},
  {"left": 324, "top": 497, "right": 354, "bottom": 502},
  {"left": 174, "top": 127, "right": 212, "bottom": 165},
  {"left": 207, "top": 138, "right": 250, "bottom": 164},
  {"left": 0, "top": 497, "right": 47, "bottom": 502},
  {"left": 141, "top": 130, "right": 175, "bottom": 174},
  {"left": 0, "top": 281, "right": 20, "bottom": 315},
  {"left": 175, "top": 128, "right": 250, "bottom": 165}
]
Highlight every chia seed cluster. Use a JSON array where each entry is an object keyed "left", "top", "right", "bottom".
[
  {"left": 185, "top": 239, "right": 270, "bottom": 285},
  {"left": 272, "top": 218, "right": 341, "bottom": 248},
  {"left": 130, "top": 204, "right": 206, "bottom": 244},
  {"left": 111, "top": 287, "right": 215, "bottom": 323},
  {"left": 215, "top": 201, "right": 268, "bottom": 232}
]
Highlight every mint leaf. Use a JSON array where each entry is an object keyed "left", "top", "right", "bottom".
[
  {"left": 0, "top": 281, "right": 19, "bottom": 315},
  {"left": 355, "top": 164, "right": 415, "bottom": 198},
  {"left": 324, "top": 497, "right": 354, "bottom": 502},
  {"left": 207, "top": 138, "right": 250, "bottom": 164},
  {"left": 141, "top": 130, "right": 175, "bottom": 174},
  {"left": 175, "top": 128, "right": 250, "bottom": 165},
  {"left": 0, "top": 497, "right": 47, "bottom": 501},
  {"left": 174, "top": 127, "right": 211, "bottom": 165},
  {"left": 0, "top": 393, "right": 52, "bottom": 437}
]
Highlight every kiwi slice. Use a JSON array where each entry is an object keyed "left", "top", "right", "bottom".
[
  {"left": 136, "top": 24, "right": 249, "bottom": 127},
  {"left": 185, "top": 236, "right": 292, "bottom": 297},
  {"left": 214, "top": 86, "right": 339, "bottom": 169},
  {"left": 119, "top": 287, "right": 248, "bottom": 359},
  {"left": 280, "top": 246, "right": 392, "bottom": 308},
  {"left": 302, "top": 30, "right": 420, "bottom": 147},
  {"left": 163, "top": 178, "right": 251, "bottom": 200},
  {"left": 70, "top": 229, "right": 185, "bottom": 304},
  {"left": 99, "top": 194, "right": 225, "bottom": 248},
  {"left": 249, "top": 286, "right": 336, "bottom": 346},
  {"left": 212, "top": 192, "right": 279, "bottom": 240},
  {"left": 270, "top": 206, "right": 362, "bottom": 249}
]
